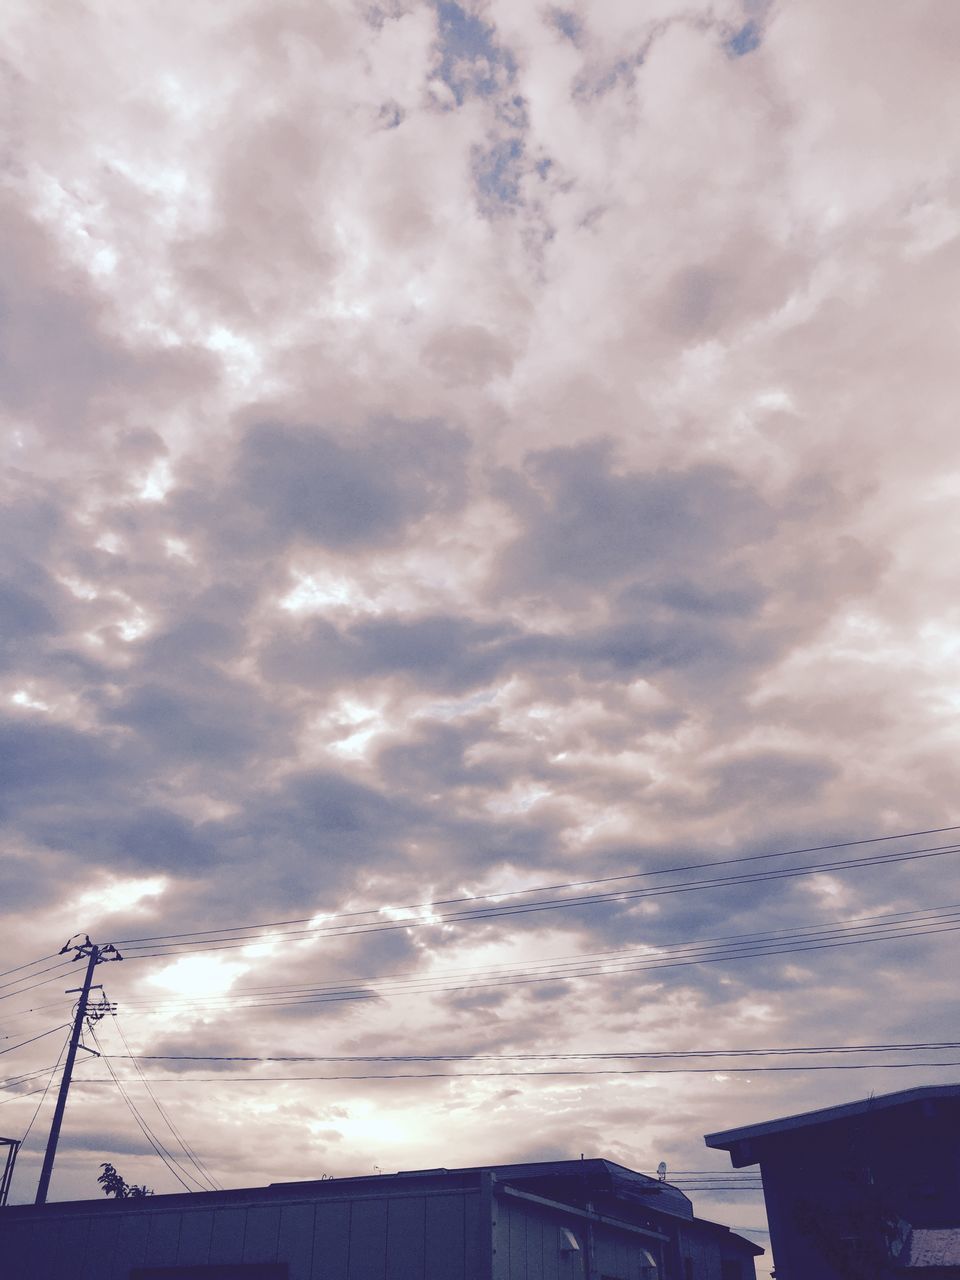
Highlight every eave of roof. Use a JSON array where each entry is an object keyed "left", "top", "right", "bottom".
[{"left": 704, "top": 1083, "right": 960, "bottom": 1156}]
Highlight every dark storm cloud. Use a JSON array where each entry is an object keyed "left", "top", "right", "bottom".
[
  {"left": 495, "top": 443, "right": 775, "bottom": 595},
  {"left": 705, "top": 749, "right": 837, "bottom": 808},
  {"left": 200, "top": 762, "right": 563, "bottom": 914},
  {"left": 141, "top": 613, "right": 242, "bottom": 669},
  {"left": 254, "top": 433, "right": 782, "bottom": 702},
  {"left": 259, "top": 613, "right": 521, "bottom": 694},
  {"left": 0, "top": 489, "right": 74, "bottom": 665},
  {"left": 95, "top": 807, "right": 217, "bottom": 874},
  {"left": 180, "top": 417, "right": 469, "bottom": 556},
  {"left": 104, "top": 678, "right": 273, "bottom": 764},
  {"left": 131, "top": 767, "right": 437, "bottom": 917},
  {"left": 377, "top": 716, "right": 513, "bottom": 791},
  {"left": 0, "top": 580, "right": 59, "bottom": 670},
  {"left": 0, "top": 847, "right": 63, "bottom": 911},
  {"left": 57, "top": 1131, "right": 159, "bottom": 1157},
  {"left": 0, "top": 718, "right": 124, "bottom": 806},
  {"left": 261, "top": 595, "right": 775, "bottom": 698}
]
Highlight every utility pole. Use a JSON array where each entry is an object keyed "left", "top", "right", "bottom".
[
  {"left": 34, "top": 935, "right": 122, "bottom": 1205},
  {"left": 0, "top": 1137, "right": 21, "bottom": 1207}
]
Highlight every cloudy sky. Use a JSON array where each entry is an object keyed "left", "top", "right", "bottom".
[{"left": 3, "top": 0, "right": 960, "bottom": 1263}]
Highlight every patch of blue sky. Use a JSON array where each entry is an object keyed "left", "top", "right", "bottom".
[
  {"left": 726, "top": 19, "right": 762, "bottom": 56},
  {"left": 573, "top": 55, "right": 642, "bottom": 103},
  {"left": 549, "top": 8, "right": 582, "bottom": 46},
  {"left": 473, "top": 135, "right": 524, "bottom": 214},
  {"left": 496, "top": 93, "right": 528, "bottom": 131},
  {"left": 434, "top": 1, "right": 516, "bottom": 105}
]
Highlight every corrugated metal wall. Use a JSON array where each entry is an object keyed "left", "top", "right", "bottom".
[
  {"left": 0, "top": 1189, "right": 482, "bottom": 1280},
  {"left": 493, "top": 1196, "right": 662, "bottom": 1280}
]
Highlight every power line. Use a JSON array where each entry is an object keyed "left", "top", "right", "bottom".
[
  {"left": 112, "top": 898, "right": 960, "bottom": 1002},
  {"left": 661, "top": 1186, "right": 763, "bottom": 1193},
  {"left": 0, "top": 1085, "right": 55, "bottom": 1107},
  {"left": 0, "top": 964, "right": 78, "bottom": 1003},
  {"left": 113, "top": 823, "right": 960, "bottom": 947},
  {"left": 74, "top": 1060, "right": 960, "bottom": 1082},
  {"left": 665, "top": 1174, "right": 763, "bottom": 1178},
  {"left": 101, "top": 1040, "right": 960, "bottom": 1064},
  {"left": 109, "top": 906, "right": 960, "bottom": 1017},
  {"left": 111, "top": 1017, "right": 221, "bottom": 1192},
  {"left": 0, "top": 1052, "right": 98, "bottom": 1106},
  {"left": 19, "top": 1033, "right": 70, "bottom": 1150},
  {"left": 118, "top": 841, "right": 960, "bottom": 960},
  {"left": 0, "top": 1065, "right": 65, "bottom": 1092},
  {"left": 103, "top": 930, "right": 960, "bottom": 1026},
  {"left": 87, "top": 1024, "right": 200, "bottom": 1194},
  {"left": 0, "top": 954, "right": 60, "bottom": 984},
  {"left": 0, "top": 1024, "right": 71, "bottom": 1057}
]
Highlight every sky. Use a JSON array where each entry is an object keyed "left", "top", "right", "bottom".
[{"left": 3, "top": 0, "right": 960, "bottom": 1267}]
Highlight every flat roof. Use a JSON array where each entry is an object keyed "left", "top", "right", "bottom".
[
  {"left": 705, "top": 1083, "right": 960, "bottom": 1156},
  {"left": 0, "top": 1158, "right": 675, "bottom": 1216}
]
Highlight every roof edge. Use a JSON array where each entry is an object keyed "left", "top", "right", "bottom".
[{"left": 705, "top": 1083, "right": 960, "bottom": 1157}]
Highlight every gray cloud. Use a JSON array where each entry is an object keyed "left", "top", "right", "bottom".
[
  {"left": 496, "top": 444, "right": 775, "bottom": 595},
  {"left": 3, "top": 2, "right": 960, "bottom": 1242}
]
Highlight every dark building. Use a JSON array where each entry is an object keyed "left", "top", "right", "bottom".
[
  {"left": 0, "top": 1156, "right": 761, "bottom": 1280},
  {"left": 705, "top": 1083, "right": 960, "bottom": 1279}
]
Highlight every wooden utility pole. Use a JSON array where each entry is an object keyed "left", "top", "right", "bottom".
[{"left": 34, "top": 935, "right": 122, "bottom": 1205}]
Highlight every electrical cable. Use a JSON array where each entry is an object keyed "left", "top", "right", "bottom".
[
  {"left": 0, "top": 1085, "right": 53, "bottom": 1106},
  {"left": 109, "top": 899, "right": 960, "bottom": 1015},
  {"left": 111, "top": 1017, "right": 221, "bottom": 1192},
  {"left": 112, "top": 823, "right": 960, "bottom": 947},
  {"left": 0, "top": 953, "right": 61, "bottom": 984},
  {"left": 16, "top": 903, "right": 947, "bottom": 1028},
  {"left": 100, "top": 1040, "right": 960, "bottom": 1064},
  {"left": 661, "top": 1186, "right": 763, "bottom": 1193},
  {"left": 0, "top": 965, "right": 80, "bottom": 1003},
  {"left": 118, "top": 841, "right": 960, "bottom": 959},
  {"left": 118, "top": 898, "right": 960, "bottom": 1002},
  {"left": 74, "top": 1059, "right": 960, "bottom": 1082},
  {"left": 87, "top": 1024, "right": 200, "bottom": 1194},
  {"left": 0, "top": 1064, "right": 65, "bottom": 1090},
  {"left": 109, "top": 908, "right": 960, "bottom": 1018},
  {"left": 0, "top": 1023, "right": 71, "bottom": 1056},
  {"left": 19, "top": 1032, "right": 70, "bottom": 1148},
  {"left": 0, "top": 1050, "right": 98, "bottom": 1106}
]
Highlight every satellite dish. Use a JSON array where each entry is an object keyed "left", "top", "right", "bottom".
[{"left": 657, "top": 1161, "right": 667, "bottom": 1183}]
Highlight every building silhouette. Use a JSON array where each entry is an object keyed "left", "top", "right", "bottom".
[
  {"left": 705, "top": 1083, "right": 960, "bottom": 1278},
  {"left": 0, "top": 1156, "right": 761, "bottom": 1279}
]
